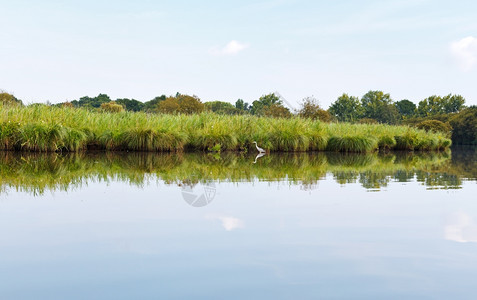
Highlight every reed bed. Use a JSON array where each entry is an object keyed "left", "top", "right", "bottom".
[{"left": 0, "top": 104, "right": 451, "bottom": 152}]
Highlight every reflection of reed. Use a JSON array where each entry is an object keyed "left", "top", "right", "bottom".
[{"left": 0, "top": 150, "right": 469, "bottom": 195}]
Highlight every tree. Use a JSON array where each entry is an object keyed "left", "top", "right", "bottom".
[
  {"left": 72, "top": 93, "right": 111, "bottom": 108},
  {"left": 143, "top": 95, "right": 166, "bottom": 112},
  {"left": 449, "top": 106, "right": 477, "bottom": 144},
  {"left": 417, "top": 95, "right": 444, "bottom": 116},
  {"left": 157, "top": 94, "right": 204, "bottom": 114},
  {"left": 0, "top": 91, "right": 22, "bottom": 106},
  {"left": 297, "top": 96, "right": 320, "bottom": 119},
  {"left": 251, "top": 93, "right": 282, "bottom": 115},
  {"left": 395, "top": 99, "right": 416, "bottom": 118},
  {"left": 329, "top": 93, "right": 361, "bottom": 122},
  {"left": 443, "top": 94, "right": 465, "bottom": 113},
  {"left": 418, "top": 94, "right": 466, "bottom": 117},
  {"left": 62, "top": 102, "right": 74, "bottom": 108},
  {"left": 360, "top": 90, "right": 399, "bottom": 124},
  {"left": 416, "top": 120, "right": 452, "bottom": 137},
  {"left": 205, "top": 101, "right": 240, "bottom": 115},
  {"left": 235, "top": 99, "right": 250, "bottom": 111},
  {"left": 158, "top": 97, "right": 180, "bottom": 114},
  {"left": 116, "top": 98, "right": 144, "bottom": 112},
  {"left": 297, "top": 96, "right": 331, "bottom": 122},
  {"left": 262, "top": 103, "right": 292, "bottom": 118},
  {"left": 176, "top": 95, "right": 204, "bottom": 114}
]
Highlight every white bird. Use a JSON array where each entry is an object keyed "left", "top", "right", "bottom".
[{"left": 253, "top": 141, "right": 266, "bottom": 153}]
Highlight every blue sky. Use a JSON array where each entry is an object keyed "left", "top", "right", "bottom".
[{"left": 1, "top": 0, "right": 476, "bottom": 108}]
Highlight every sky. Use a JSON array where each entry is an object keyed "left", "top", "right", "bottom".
[{"left": 1, "top": 0, "right": 476, "bottom": 108}]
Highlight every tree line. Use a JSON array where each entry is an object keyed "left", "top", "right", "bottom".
[{"left": 1, "top": 89, "right": 475, "bottom": 144}]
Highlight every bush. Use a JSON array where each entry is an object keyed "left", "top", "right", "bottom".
[
  {"left": 0, "top": 92, "right": 22, "bottom": 106},
  {"left": 416, "top": 120, "right": 452, "bottom": 137},
  {"left": 158, "top": 95, "right": 204, "bottom": 114},
  {"left": 262, "top": 104, "right": 292, "bottom": 118},
  {"left": 100, "top": 101, "right": 125, "bottom": 113},
  {"left": 62, "top": 102, "right": 74, "bottom": 108},
  {"left": 449, "top": 106, "right": 477, "bottom": 145}
]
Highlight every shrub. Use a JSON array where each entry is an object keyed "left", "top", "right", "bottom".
[
  {"left": 262, "top": 104, "right": 292, "bottom": 118},
  {"left": 416, "top": 120, "right": 452, "bottom": 137},
  {"left": 100, "top": 101, "right": 125, "bottom": 113},
  {"left": 62, "top": 102, "right": 74, "bottom": 108},
  {"left": 158, "top": 97, "right": 180, "bottom": 114},
  {"left": 177, "top": 95, "right": 205, "bottom": 114},
  {"left": 449, "top": 106, "right": 477, "bottom": 145},
  {"left": 0, "top": 92, "right": 22, "bottom": 106}
]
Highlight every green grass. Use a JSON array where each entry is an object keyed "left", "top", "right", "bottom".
[{"left": 0, "top": 104, "right": 451, "bottom": 152}]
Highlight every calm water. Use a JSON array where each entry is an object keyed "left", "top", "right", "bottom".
[{"left": 0, "top": 148, "right": 476, "bottom": 299}]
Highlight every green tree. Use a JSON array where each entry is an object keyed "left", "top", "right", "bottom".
[
  {"left": 417, "top": 94, "right": 466, "bottom": 117},
  {"left": 416, "top": 120, "right": 452, "bottom": 137},
  {"left": 297, "top": 96, "right": 331, "bottom": 121},
  {"left": 361, "top": 90, "right": 399, "bottom": 124},
  {"left": 157, "top": 97, "right": 180, "bottom": 114},
  {"left": 395, "top": 99, "right": 416, "bottom": 118},
  {"left": 417, "top": 95, "right": 445, "bottom": 116},
  {"left": 143, "top": 95, "right": 166, "bottom": 112},
  {"left": 205, "top": 101, "right": 240, "bottom": 115},
  {"left": 0, "top": 91, "right": 22, "bottom": 106},
  {"left": 449, "top": 106, "right": 477, "bottom": 144},
  {"left": 262, "top": 103, "right": 292, "bottom": 118},
  {"left": 115, "top": 98, "right": 144, "bottom": 112},
  {"left": 72, "top": 93, "right": 111, "bottom": 108},
  {"left": 177, "top": 95, "right": 204, "bottom": 114},
  {"left": 329, "top": 93, "right": 361, "bottom": 122},
  {"left": 251, "top": 93, "right": 282, "bottom": 115},
  {"left": 442, "top": 94, "right": 465, "bottom": 113},
  {"left": 235, "top": 99, "right": 250, "bottom": 111}
]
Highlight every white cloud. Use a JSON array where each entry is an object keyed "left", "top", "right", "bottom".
[
  {"left": 210, "top": 40, "right": 249, "bottom": 56},
  {"left": 444, "top": 212, "right": 477, "bottom": 243},
  {"left": 206, "top": 215, "right": 244, "bottom": 231},
  {"left": 450, "top": 36, "right": 477, "bottom": 71}
]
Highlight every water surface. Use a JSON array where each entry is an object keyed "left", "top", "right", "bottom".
[{"left": 0, "top": 148, "right": 476, "bottom": 299}]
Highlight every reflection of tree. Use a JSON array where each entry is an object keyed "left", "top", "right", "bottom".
[
  {"left": 415, "top": 171, "right": 461, "bottom": 189},
  {"left": 333, "top": 172, "right": 359, "bottom": 185},
  {"left": 393, "top": 170, "right": 415, "bottom": 182},
  {"left": 0, "top": 149, "right": 472, "bottom": 195},
  {"left": 359, "top": 171, "right": 391, "bottom": 189}
]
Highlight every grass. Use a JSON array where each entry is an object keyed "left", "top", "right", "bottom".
[{"left": 0, "top": 104, "right": 451, "bottom": 152}]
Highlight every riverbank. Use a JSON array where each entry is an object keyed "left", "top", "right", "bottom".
[{"left": 0, "top": 105, "right": 451, "bottom": 152}]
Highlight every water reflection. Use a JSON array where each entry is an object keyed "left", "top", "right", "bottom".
[
  {"left": 0, "top": 148, "right": 476, "bottom": 195},
  {"left": 445, "top": 212, "right": 477, "bottom": 243}
]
